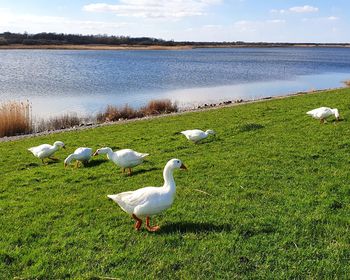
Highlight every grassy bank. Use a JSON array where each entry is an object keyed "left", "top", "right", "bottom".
[{"left": 1, "top": 88, "right": 350, "bottom": 279}]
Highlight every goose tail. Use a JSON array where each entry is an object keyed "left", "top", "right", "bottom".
[
  {"left": 107, "top": 194, "right": 133, "bottom": 214},
  {"left": 107, "top": 194, "right": 119, "bottom": 202}
]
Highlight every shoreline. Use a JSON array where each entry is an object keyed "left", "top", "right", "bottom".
[
  {"left": 1, "top": 44, "right": 350, "bottom": 51},
  {"left": 0, "top": 44, "right": 193, "bottom": 51},
  {"left": 0, "top": 86, "right": 345, "bottom": 143}
]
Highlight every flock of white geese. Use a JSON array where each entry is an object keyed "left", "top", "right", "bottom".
[
  {"left": 27, "top": 106, "right": 339, "bottom": 232},
  {"left": 28, "top": 128, "right": 215, "bottom": 232}
]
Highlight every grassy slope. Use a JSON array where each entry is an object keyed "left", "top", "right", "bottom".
[{"left": 1, "top": 88, "right": 350, "bottom": 279}]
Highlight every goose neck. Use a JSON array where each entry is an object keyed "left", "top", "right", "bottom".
[
  {"left": 163, "top": 166, "right": 176, "bottom": 192},
  {"left": 65, "top": 154, "right": 75, "bottom": 165},
  {"left": 105, "top": 148, "right": 114, "bottom": 159}
]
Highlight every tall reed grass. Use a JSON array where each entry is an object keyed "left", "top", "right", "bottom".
[
  {"left": 97, "top": 99, "right": 178, "bottom": 123},
  {"left": 0, "top": 99, "right": 178, "bottom": 138},
  {"left": 0, "top": 101, "right": 32, "bottom": 137},
  {"left": 96, "top": 104, "right": 143, "bottom": 122},
  {"left": 141, "top": 99, "right": 178, "bottom": 115},
  {"left": 36, "top": 113, "right": 81, "bottom": 132}
]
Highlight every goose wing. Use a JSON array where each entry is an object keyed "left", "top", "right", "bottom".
[
  {"left": 74, "top": 147, "right": 93, "bottom": 160},
  {"left": 181, "top": 129, "right": 205, "bottom": 141},
  {"left": 307, "top": 107, "right": 331, "bottom": 118},
  {"left": 28, "top": 144, "right": 52, "bottom": 156},
  {"left": 108, "top": 187, "right": 157, "bottom": 214},
  {"left": 121, "top": 149, "right": 148, "bottom": 158}
]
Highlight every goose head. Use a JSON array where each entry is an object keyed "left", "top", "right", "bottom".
[
  {"left": 332, "top": 108, "right": 340, "bottom": 121},
  {"left": 93, "top": 147, "right": 112, "bottom": 156},
  {"left": 167, "top": 158, "right": 187, "bottom": 171},
  {"left": 64, "top": 155, "right": 73, "bottom": 168},
  {"left": 54, "top": 141, "right": 66, "bottom": 149},
  {"left": 205, "top": 129, "right": 215, "bottom": 135}
]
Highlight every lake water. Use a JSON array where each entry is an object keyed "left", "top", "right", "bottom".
[{"left": 0, "top": 47, "right": 350, "bottom": 117}]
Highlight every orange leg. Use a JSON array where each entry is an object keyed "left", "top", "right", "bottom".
[
  {"left": 132, "top": 214, "right": 142, "bottom": 231},
  {"left": 146, "top": 216, "right": 160, "bottom": 232}
]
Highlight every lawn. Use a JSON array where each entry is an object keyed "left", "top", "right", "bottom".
[{"left": 1, "top": 88, "right": 350, "bottom": 279}]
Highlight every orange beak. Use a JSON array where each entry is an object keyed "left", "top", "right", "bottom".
[{"left": 180, "top": 163, "right": 187, "bottom": 170}]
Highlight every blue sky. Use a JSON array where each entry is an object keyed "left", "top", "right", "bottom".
[{"left": 0, "top": 0, "right": 349, "bottom": 42}]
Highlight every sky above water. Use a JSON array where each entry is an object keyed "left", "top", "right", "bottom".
[{"left": 0, "top": 0, "right": 349, "bottom": 42}]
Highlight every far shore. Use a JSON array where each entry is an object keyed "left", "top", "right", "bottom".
[
  {"left": 1, "top": 86, "right": 347, "bottom": 143},
  {"left": 1, "top": 43, "right": 350, "bottom": 51},
  {"left": 0, "top": 44, "right": 193, "bottom": 50}
]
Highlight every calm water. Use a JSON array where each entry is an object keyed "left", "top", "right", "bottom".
[{"left": 1, "top": 48, "right": 350, "bottom": 117}]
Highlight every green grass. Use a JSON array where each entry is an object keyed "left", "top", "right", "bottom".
[{"left": 1, "top": 88, "right": 350, "bottom": 279}]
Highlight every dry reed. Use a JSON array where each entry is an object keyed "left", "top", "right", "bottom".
[
  {"left": 343, "top": 80, "right": 350, "bottom": 87},
  {"left": 96, "top": 104, "right": 143, "bottom": 122},
  {"left": 36, "top": 113, "right": 81, "bottom": 132},
  {"left": 141, "top": 99, "right": 178, "bottom": 115},
  {"left": 0, "top": 100, "right": 32, "bottom": 137},
  {"left": 97, "top": 99, "right": 178, "bottom": 123},
  {"left": 0, "top": 99, "right": 179, "bottom": 137}
]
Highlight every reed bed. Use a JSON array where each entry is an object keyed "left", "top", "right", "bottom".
[
  {"left": 141, "top": 99, "right": 178, "bottom": 115},
  {"left": 35, "top": 113, "right": 82, "bottom": 132},
  {"left": 0, "top": 101, "right": 32, "bottom": 137},
  {"left": 96, "top": 104, "right": 143, "bottom": 122},
  {"left": 0, "top": 99, "right": 178, "bottom": 137},
  {"left": 97, "top": 99, "right": 178, "bottom": 123}
]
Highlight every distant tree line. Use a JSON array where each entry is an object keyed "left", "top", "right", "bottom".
[
  {"left": 0, "top": 32, "right": 348, "bottom": 47},
  {"left": 0, "top": 32, "right": 173, "bottom": 46}
]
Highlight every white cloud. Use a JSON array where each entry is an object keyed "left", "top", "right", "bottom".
[
  {"left": 326, "top": 16, "right": 339, "bottom": 21},
  {"left": 233, "top": 20, "right": 256, "bottom": 33},
  {"left": 271, "top": 5, "right": 319, "bottom": 15},
  {"left": 0, "top": 11, "right": 127, "bottom": 34},
  {"left": 289, "top": 5, "right": 318, "bottom": 13},
  {"left": 83, "top": 0, "right": 222, "bottom": 19},
  {"left": 232, "top": 19, "right": 285, "bottom": 34},
  {"left": 266, "top": 19, "right": 286, "bottom": 24},
  {"left": 302, "top": 16, "right": 339, "bottom": 23},
  {"left": 202, "top": 24, "right": 223, "bottom": 29},
  {"left": 270, "top": 9, "right": 286, "bottom": 14}
]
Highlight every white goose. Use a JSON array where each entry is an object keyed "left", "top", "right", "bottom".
[
  {"left": 181, "top": 129, "right": 215, "bottom": 143},
  {"left": 307, "top": 107, "right": 340, "bottom": 123},
  {"left": 28, "top": 141, "right": 65, "bottom": 164},
  {"left": 64, "top": 147, "right": 93, "bottom": 168},
  {"left": 93, "top": 147, "right": 149, "bottom": 175},
  {"left": 107, "top": 158, "right": 187, "bottom": 232}
]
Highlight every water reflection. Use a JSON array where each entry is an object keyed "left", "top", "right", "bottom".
[
  {"left": 30, "top": 72, "right": 349, "bottom": 117},
  {"left": 163, "top": 72, "right": 349, "bottom": 108}
]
